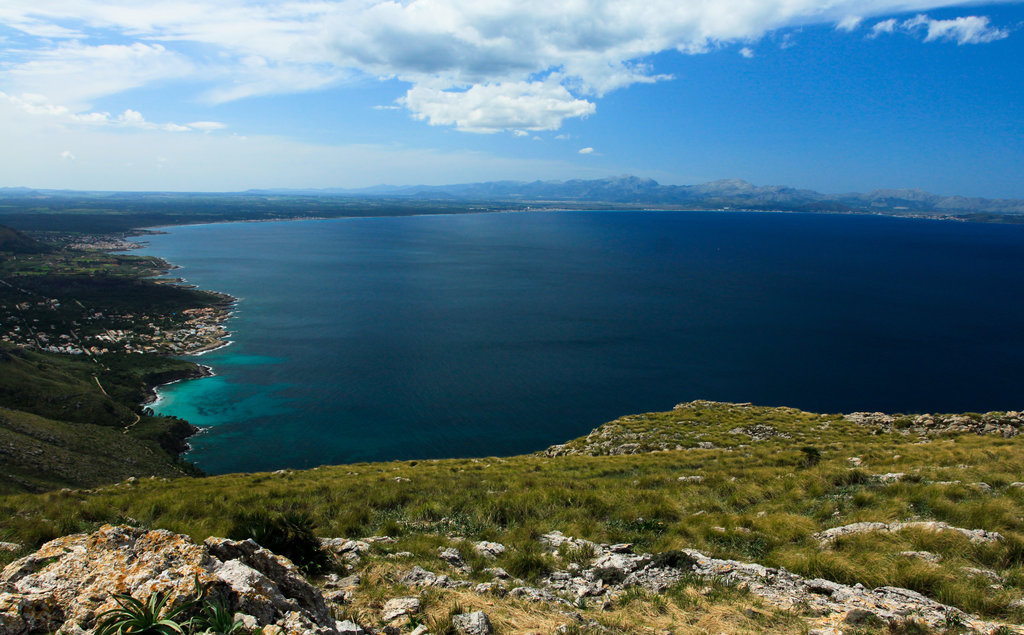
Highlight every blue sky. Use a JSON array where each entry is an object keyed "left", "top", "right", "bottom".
[{"left": 1, "top": 1, "right": 1022, "bottom": 195}]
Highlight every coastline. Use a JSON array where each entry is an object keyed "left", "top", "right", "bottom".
[
  {"left": 142, "top": 362, "right": 216, "bottom": 407},
  {"left": 127, "top": 238, "right": 241, "bottom": 466}
]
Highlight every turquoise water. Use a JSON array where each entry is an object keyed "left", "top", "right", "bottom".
[{"left": 140, "top": 211, "right": 1024, "bottom": 474}]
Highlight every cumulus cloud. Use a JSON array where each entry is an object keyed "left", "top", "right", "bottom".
[
  {"left": 578, "top": 147, "right": 595, "bottom": 154},
  {"left": 739, "top": 47, "right": 755, "bottom": 58},
  {"left": 401, "top": 81, "right": 595, "bottom": 133},
  {"left": 0, "top": 1, "right": 1017, "bottom": 133}
]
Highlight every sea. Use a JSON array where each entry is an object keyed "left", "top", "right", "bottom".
[{"left": 137, "top": 210, "right": 1024, "bottom": 474}]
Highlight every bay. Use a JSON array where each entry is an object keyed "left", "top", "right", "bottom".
[{"left": 139, "top": 211, "right": 1024, "bottom": 474}]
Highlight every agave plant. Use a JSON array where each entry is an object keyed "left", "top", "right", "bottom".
[
  {"left": 95, "top": 576, "right": 207, "bottom": 635},
  {"left": 188, "top": 597, "right": 246, "bottom": 635}
]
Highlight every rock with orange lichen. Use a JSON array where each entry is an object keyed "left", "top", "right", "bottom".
[{"left": 0, "top": 524, "right": 344, "bottom": 635}]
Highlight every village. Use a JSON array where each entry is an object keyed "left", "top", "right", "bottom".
[{"left": 0, "top": 294, "right": 230, "bottom": 357}]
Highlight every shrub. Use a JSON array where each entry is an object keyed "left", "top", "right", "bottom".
[
  {"left": 228, "top": 510, "right": 327, "bottom": 573},
  {"left": 799, "top": 446, "right": 822, "bottom": 468}
]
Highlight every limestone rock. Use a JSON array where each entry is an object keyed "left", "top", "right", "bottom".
[
  {"left": 814, "top": 521, "right": 1002, "bottom": 545},
  {"left": 0, "top": 525, "right": 337, "bottom": 635},
  {"left": 452, "top": 610, "right": 493, "bottom": 635},
  {"left": 401, "top": 566, "right": 438, "bottom": 587},
  {"left": 473, "top": 541, "right": 506, "bottom": 559},
  {"left": 381, "top": 597, "right": 421, "bottom": 622},
  {"left": 438, "top": 547, "right": 470, "bottom": 572},
  {"left": 335, "top": 619, "right": 366, "bottom": 634},
  {"left": 900, "top": 551, "right": 942, "bottom": 563}
]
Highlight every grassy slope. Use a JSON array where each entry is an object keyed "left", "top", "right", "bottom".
[
  {"left": 1, "top": 401, "right": 1022, "bottom": 629},
  {"left": 0, "top": 343, "right": 202, "bottom": 493},
  {"left": 0, "top": 407, "right": 192, "bottom": 492}
]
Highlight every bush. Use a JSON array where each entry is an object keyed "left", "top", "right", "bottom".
[
  {"left": 799, "top": 446, "right": 821, "bottom": 468},
  {"left": 650, "top": 549, "right": 697, "bottom": 571},
  {"left": 228, "top": 510, "right": 327, "bottom": 573}
]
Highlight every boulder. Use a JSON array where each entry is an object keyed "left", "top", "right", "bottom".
[
  {"left": 452, "top": 610, "right": 493, "bottom": 635},
  {"left": 473, "top": 541, "right": 506, "bottom": 559},
  {"left": 0, "top": 525, "right": 337, "bottom": 635}
]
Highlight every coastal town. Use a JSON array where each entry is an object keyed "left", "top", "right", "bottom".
[
  {"left": 0, "top": 233, "right": 233, "bottom": 357},
  {"left": 0, "top": 299, "right": 230, "bottom": 356}
]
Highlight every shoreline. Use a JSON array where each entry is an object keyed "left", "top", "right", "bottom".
[
  {"left": 142, "top": 363, "right": 216, "bottom": 407},
  {"left": 133, "top": 205, "right": 990, "bottom": 235}
]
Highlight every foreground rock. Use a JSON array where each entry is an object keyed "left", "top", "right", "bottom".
[{"left": 0, "top": 525, "right": 342, "bottom": 635}]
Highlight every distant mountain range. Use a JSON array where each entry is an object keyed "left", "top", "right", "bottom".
[
  {"left": 246, "top": 176, "right": 1024, "bottom": 215},
  {"left": 4, "top": 176, "right": 1024, "bottom": 217}
]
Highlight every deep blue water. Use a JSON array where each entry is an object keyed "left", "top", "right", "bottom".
[{"left": 139, "top": 211, "right": 1024, "bottom": 474}]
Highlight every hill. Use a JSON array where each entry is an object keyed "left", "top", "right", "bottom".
[
  {"left": 0, "top": 343, "right": 203, "bottom": 492},
  {"left": 0, "top": 224, "right": 48, "bottom": 253},
  {"left": 1, "top": 401, "right": 1023, "bottom": 633}
]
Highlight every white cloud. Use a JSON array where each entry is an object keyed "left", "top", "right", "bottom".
[
  {"left": 836, "top": 16, "right": 863, "bottom": 32},
  {"left": 0, "top": 95, "right": 612, "bottom": 189},
  {"left": 869, "top": 18, "right": 899, "bottom": 37},
  {"left": 60, "top": 150, "right": 76, "bottom": 161},
  {"left": 903, "top": 14, "right": 1009, "bottom": 44},
  {"left": 513, "top": 130, "right": 529, "bottom": 137},
  {"left": 185, "top": 121, "right": 228, "bottom": 132},
  {"left": 739, "top": 47, "right": 755, "bottom": 58},
  {"left": 0, "top": 1, "right": 1016, "bottom": 134},
  {"left": 0, "top": 91, "right": 225, "bottom": 133},
  {"left": 401, "top": 81, "right": 595, "bottom": 133},
  {"left": 4, "top": 42, "right": 193, "bottom": 108},
  {"left": 578, "top": 147, "right": 595, "bottom": 154}
]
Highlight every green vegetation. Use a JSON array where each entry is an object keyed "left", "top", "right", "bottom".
[
  {"left": 1, "top": 401, "right": 1022, "bottom": 627},
  {"left": 227, "top": 510, "right": 328, "bottom": 573},
  {"left": 95, "top": 588, "right": 196, "bottom": 635}
]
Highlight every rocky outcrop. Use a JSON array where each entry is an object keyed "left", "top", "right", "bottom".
[
  {"left": 0, "top": 525, "right": 343, "bottom": 635},
  {"left": 814, "top": 521, "right": 1003, "bottom": 545},
  {"left": 442, "top": 531, "right": 1018, "bottom": 634},
  {"left": 845, "top": 411, "right": 1023, "bottom": 437},
  {"left": 544, "top": 402, "right": 1024, "bottom": 458}
]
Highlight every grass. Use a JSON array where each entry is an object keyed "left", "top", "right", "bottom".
[{"left": 1, "top": 401, "right": 1022, "bottom": 628}]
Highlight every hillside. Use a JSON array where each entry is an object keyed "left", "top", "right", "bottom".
[
  {"left": 1, "top": 401, "right": 1023, "bottom": 633},
  {"left": 0, "top": 224, "right": 47, "bottom": 253},
  {"left": 0, "top": 343, "right": 203, "bottom": 492}
]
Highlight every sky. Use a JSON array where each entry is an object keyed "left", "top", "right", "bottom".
[{"left": 1, "top": 1, "right": 1022, "bottom": 196}]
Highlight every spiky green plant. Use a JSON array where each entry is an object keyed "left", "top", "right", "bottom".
[
  {"left": 94, "top": 590, "right": 191, "bottom": 635},
  {"left": 188, "top": 597, "right": 246, "bottom": 635},
  {"left": 95, "top": 576, "right": 206, "bottom": 635}
]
